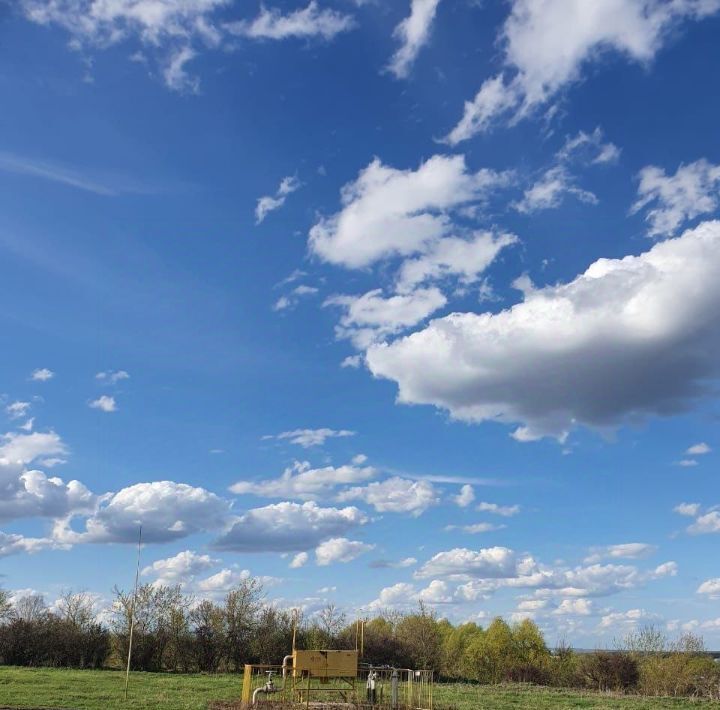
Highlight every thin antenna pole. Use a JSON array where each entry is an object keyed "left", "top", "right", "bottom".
[{"left": 124, "top": 526, "right": 142, "bottom": 702}]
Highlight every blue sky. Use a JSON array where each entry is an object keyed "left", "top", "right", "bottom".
[{"left": 1, "top": 0, "right": 720, "bottom": 646}]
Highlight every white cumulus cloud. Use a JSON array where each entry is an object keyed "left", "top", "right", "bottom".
[
  {"left": 308, "top": 154, "right": 510, "bottom": 269},
  {"left": 89, "top": 395, "right": 117, "bottom": 413},
  {"left": 337, "top": 476, "right": 439, "bottom": 516},
  {"left": 214, "top": 500, "right": 368, "bottom": 552},
  {"left": 315, "top": 537, "right": 374, "bottom": 566},
  {"left": 31, "top": 368, "right": 54, "bottom": 382},
  {"left": 367, "top": 221, "right": 720, "bottom": 441}
]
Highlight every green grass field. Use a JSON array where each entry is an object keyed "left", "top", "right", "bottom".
[{"left": 0, "top": 667, "right": 717, "bottom": 710}]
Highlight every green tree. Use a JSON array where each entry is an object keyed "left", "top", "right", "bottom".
[{"left": 395, "top": 603, "right": 442, "bottom": 670}]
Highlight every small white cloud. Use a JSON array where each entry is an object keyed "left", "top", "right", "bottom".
[
  {"left": 31, "top": 368, "right": 54, "bottom": 382},
  {"left": 6, "top": 402, "right": 31, "bottom": 420},
  {"left": 677, "top": 459, "right": 698, "bottom": 467},
  {"left": 386, "top": 0, "right": 442, "bottom": 79},
  {"left": 513, "top": 166, "right": 598, "bottom": 213},
  {"left": 599, "top": 608, "right": 658, "bottom": 630},
  {"left": 476, "top": 502, "right": 520, "bottom": 517},
  {"left": 584, "top": 543, "right": 656, "bottom": 564},
  {"left": 686, "top": 442, "right": 711, "bottom": 455},
  {"left": 369, "top": 557, "right": 417, "bottom": 569},
  {"left": 290, "top": 551, "right": 309, "bottom": 568},
  {"left": 674, "top": 502, "right": 701, "bottom": 517},
  {"left": 273, "top": 285, "right": 320, "bottom": 312},
  {"left": 326, "top": 287, "right": 447, "bottom": 348},
  {"left": 95, "top": 370, "right": 130, "bottom": 385},
  {"left": 338, "top": 476, "right": 439, "bottom": 516},
  {"left": 697, "top": 578, "right": 720, "bottom": 599},
  {"left": 445, "top": 522, "right": 506, "bottom": 534},
  {"left": 341, "top": 355, "right": 363, "bottom": 369},
  {"left": 267, "top": 428, "right": 355, "bottom": 448},
  {"left": 632, "top": 159, "right": 720, "bottom": 237},
  {"left": 162, "top": 46, "right": 199, "bottom": 94},
  {"left": 226, "top": 2, "right": 355, "bottom": 41},
  {"left": 255, "top": 175, "right": 301, "bottom": 224},
  {"left": 230, "top": 459, "right": 376, "bottom": 500},
  {"left": 142, "top": 550, "right": 218, "bottom": 587},
  {"left": 453, "top": 484, "right": 475, "bottom": 508},
  {"left": 315, "top": 537, "right": 374, "bottom": 566},
  {"left": 556, "top": 127, "right": 621, "bottom": 166},
  {"left": 89, "top": 395, "right": 117, "bottom": 413},
  {"left": 687, "top": 511, "right": 720, "bottom": 535}
]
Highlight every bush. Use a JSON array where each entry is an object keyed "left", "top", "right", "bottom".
[
  {"left": 0, "top": 618, "right": 110, "bottom": 668},
  {"left": 581, "top": 651, "right": 639, "bottom": 691}
]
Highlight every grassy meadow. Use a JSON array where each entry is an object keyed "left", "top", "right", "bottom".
[{"left": 0, "top": 667, "right": 718, "bottom": 710}]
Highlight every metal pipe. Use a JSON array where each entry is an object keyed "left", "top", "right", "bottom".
[
  {"left": 252, "top": 688, "right": 265, "bottom": 705},
  {"left": 282, "top": 654, "right": 293, "bottom": 679}
]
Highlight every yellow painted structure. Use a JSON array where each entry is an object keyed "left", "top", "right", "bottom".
[{"left": 292, "top": 649, "right": 358, "bottom": 678}]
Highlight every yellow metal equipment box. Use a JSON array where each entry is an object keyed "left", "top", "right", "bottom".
[{"left": 292, "top": 649, "right": 358, "bottom": 678}]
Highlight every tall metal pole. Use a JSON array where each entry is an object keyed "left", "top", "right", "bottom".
[{"left": 124, "top": 526, "right": 142, "bottom": 702}]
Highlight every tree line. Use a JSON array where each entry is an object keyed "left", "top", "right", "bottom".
[{"left": 0, "top": 582, "right": 718, "bottom": 699}]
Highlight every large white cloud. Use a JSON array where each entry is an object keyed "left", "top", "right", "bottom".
[
  {"left": 337, "top": 476, "right": 439, "bottom": 516},
  {"left": 308, "top": 155, "right": 510, "bottom": 269},
  {"left": 229, "top": 460, "right": 376, "bottom": 500},
  {"left": 57, "top": 481, "right": 229, "bottom": 544},
  {"left": 446, "top": 0, "right": 720, "bottom": 142},
  {"left": 213, "top": 500, "right": 368, "bottom": 552},
  {"left": 367, "top": 221, "right": 720, "bottom": 441},
  {"left": 0, "top": 469, "right": 95, "bottom": 524},
  {"left": 0, "top": 431, "right": 91, "bottom": 524},
  {"left": 386, "top": 0, "right": 442, "bottom": 79}
]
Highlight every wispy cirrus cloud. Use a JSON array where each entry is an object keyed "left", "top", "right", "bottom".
[
  {"left": 386, "top": 0, "right": 442, "bottom": 79},
  {"left": 21, "top": 1, "right": 355, "bottom": 92},
  {"left": 0, "top": 151, "right": 158, "bottom": 196}
]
